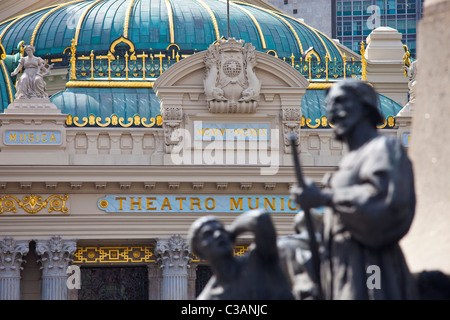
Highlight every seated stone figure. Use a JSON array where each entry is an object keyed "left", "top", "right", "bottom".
[
  {"left": 10, "top": 45, "right": 53, "bottom": 99},
  {"left": 188, "top": 209, "right": 295, "bottom": 300}
]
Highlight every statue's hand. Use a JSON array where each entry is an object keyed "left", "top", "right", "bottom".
[{"left": 290, "top": 177, "right": 328, "bottom": 209}]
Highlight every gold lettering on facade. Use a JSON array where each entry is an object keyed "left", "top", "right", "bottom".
[
  {"left": 146, "top": 197, "right": 157, "bottom": 210},
  {"left": 116, "top": 197, "right": 126, "bottom": 210},
  {"left": 230, "top": 197, "right": 243, "bottom": 211}
]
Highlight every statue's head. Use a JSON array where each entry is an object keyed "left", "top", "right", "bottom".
[
  {"left": 23, "top": 45, "right": 36, "bottom": 55},
  {"left": 326, "top": 79, "right": 383, "bottom": 140},
  {"left": 188, "top": 215, "right": 233, "bottom": 261}
]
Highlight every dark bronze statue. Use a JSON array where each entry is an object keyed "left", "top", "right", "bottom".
[
  {"left": 188, "top": 209, "right": 295, "bottom": 300},
  {"left": 291, "top": 79, "right": 419, "bottom": 299}
]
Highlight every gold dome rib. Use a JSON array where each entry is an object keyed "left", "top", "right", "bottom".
[
  {"left": 276, "top": 11, "right": 332, "bottom": 59},
  {"left": 30, "top": 0, "right": 86, "bottom": 47},
  {"left": 0, "top": 60, "right": 14, "bottom": 102},
  {"left": 123, "top": 0, "right": 137, "bottom": 39},
  {"left": 0, "top": 5, "right": 59, "bottom": 44},
  {"left": 194, "top": 0, "right": 221, "bottom": 41},
  {"left": 233, "top": 1, "right": 303, "bottom": 54},
  {"left": 164, "top": 0, "right": 175, "bottom": 43},
  {"left": 221, "top": 0, "right": 266, "bottom": 49},
  {"left": 74, "top": 0, "right": 104, "bottom": 45}
]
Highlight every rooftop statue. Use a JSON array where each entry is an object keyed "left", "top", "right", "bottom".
[
  {"left": 10, "top": 45, "right": 53, "bottom": 100},
  {"left": 405, "top": 59, "right": 417, "bottom": 110},
  {"left": 188, "top": 209, "right": 294, "bottom": 300},
  {"left": 291, "top": 79, "right": 419, "bottom": 300}
]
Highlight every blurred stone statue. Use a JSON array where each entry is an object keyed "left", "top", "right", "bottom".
[
  {"left": 291, "top": 79, "right": 419, "bottom": 300},
  {"left": 277, "top": 209, "right": 323, "bottom": 300},
  {"left": 188, "top": 209, "right": 294, "bottom": 300},
  {"left": 405, "top": 59, "right": 417, "bottom": 110},
  {"left": 10, "top": 45, "right": 53, "bottom": 100}
]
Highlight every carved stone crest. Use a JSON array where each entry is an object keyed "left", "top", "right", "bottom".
[{"left": 204, "top": 38, "right": 261, "bottom": 113}]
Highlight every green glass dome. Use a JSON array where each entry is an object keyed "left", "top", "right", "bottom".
[{"left": 0, "top": 0, "right": 343, "bottom": 62}]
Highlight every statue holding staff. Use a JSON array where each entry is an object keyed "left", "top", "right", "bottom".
[{"left": 291, "top": 79, "right": 419, "bottom": 300}]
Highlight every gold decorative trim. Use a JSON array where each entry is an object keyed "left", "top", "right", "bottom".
[
  {"left": 360, "top": 42, "right": 367, "bottom": 81},
  {"left": 195, "top": 0, "right": 221, "bottom": 41},
  {"left": 307, "top": 82, "right": 334, "bottom": 89},
  {"left": 223, "top": 0, "right": 266, "bottom": 49},
  {"left": 0, "top": 194, "right": 69, "bottom": 214},
  {"left": 0, "top": 42, "right": 6, "bottom": 60},
  {"left": 300, "top": 115, "right": 395, "bottom": 129},
  {"left": 74, "top": 246, "right": 156, "bottom": 264},
  {"left": 164, "top": 0, "right": 175, "bottom": 43},
  {"left": 66, "top": 80, "right": 155, "bottom": 88},
  {"left": 123, "top": 0, "right": 137, "bottom": 39},
  {"left": 0, "top": 60, "right": 14, "bottom": 103},
  {"left": 109, "top": 35, "right": 135, "bottom": 53},
  {"left": 66, "top": 114, "right": 163, "bottom": 128},
  {"left": 190, "top": 245, "right": 249, "bottom": 262}
]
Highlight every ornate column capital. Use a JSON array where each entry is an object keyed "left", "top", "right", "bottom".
[
  {"left": 156, "top": 234, "right": 191, "bottom": 272},
  {"left": 0, "top": 237, "right": 29, "bottom": 278},
  {"left": 35, "top": 235, "right": 76, "bottom": 277}
]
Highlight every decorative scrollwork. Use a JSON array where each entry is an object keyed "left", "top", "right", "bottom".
[
  {"left": 0, "top": 194, "right": 69, "bottom": 214},
  {"left": 66, "top": 113, "right": 163, "bottom": 128}
]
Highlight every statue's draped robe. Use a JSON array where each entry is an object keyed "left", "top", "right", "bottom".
[
  {"left": 322, "top": 135, "right": 419, "bottom": 299},
  {"left": 15, "top": 56, "right": 47, "bottom": 99}
]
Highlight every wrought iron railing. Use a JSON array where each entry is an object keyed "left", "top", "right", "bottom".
[{"left": 68, "top": 39, "right": 366, "bottom": 82}]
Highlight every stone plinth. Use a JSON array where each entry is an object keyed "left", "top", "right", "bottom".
[
  {"left": 365, "top": 27, "right": 409, "bottom": 106},
  {"left": 0, "top": 98, "right": 68, "bottom": 165},
  {"left": 400, "top": 0, "right": 450, "bottom": 274}
]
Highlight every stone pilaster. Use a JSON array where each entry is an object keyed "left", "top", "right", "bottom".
[
  {"left": 36, "top": 236, "right": 77, "bottom": 300},
  {"left": 0, "top": 237, "right": 29, "bottom": 300},
  {"left": 156, "top": 234, "right": 191, "bottom": 300},
  {"left": 147, "top": 263, "right": 162, "bottom": 300}
]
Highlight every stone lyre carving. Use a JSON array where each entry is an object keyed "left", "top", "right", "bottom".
[{"left": 204, "top": 38, "right": 261, "bottom": 113}]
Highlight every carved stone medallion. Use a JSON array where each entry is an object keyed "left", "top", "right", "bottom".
[{"left": 204, "top": 38, "right": 261, "bottom": 113}]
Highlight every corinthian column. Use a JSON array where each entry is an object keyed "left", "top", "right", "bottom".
[
  {"left": 156, "top": 234, "right": 191, "bottom": 300},
  {"left": 0, "top": 237, "right": 29, "bottom": 300},
  {"left": 36, "top": 236, "right": 76, "bottom": 300}
]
